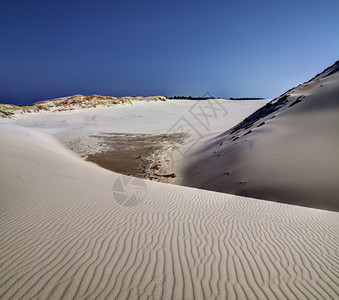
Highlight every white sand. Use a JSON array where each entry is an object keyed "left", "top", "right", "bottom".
[
  {"left": 184, "top": 62, "right": 339, "bottom": 211},
  {"left": 0, "top": 97, "right": 338, "bottom": 298},
  {"left": 1, "top": 99, "right": 269, "bottom": 182}
]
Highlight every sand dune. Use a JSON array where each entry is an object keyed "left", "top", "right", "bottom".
[
  {"left": 0, "top": 98, "right": 269, "bottom": 184},
  {"left": 183, "top": 61, "right": 339, "bottom": 211},
  {"left": 0, "top": 95, "right": 167, "bottom": 118},
  {"left": 1, "top": 123, "right": 338, "bottom": 299}
]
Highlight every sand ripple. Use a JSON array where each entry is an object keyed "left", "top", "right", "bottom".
[
  {"left": 0, "top": 184, "right": 338, "bottom": 299},
  {"left": 0, "top": 125, "right": 338, "bottom": 299}
]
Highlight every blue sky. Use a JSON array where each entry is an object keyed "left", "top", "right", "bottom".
[{"left": 1, "top": 0, "right": 338, "bottom": 105}]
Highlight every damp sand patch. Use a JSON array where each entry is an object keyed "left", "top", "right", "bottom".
[{"left": 85, "top": 132, "right": 188, "bottom": 180}]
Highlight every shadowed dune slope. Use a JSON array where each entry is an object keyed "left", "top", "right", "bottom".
[
  {"left": 183, "top": 61, "right": 339, "bottom": 211},
  {"left": 0, "top": 124, "right": 339, "bottom": 299}
]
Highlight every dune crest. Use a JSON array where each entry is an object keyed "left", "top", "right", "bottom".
[
  {"left": 0, "top": 95, "right": 168, "bottom": 118},
  {"left": 183, "top": 61, "right": 339, "bottom": 211}
]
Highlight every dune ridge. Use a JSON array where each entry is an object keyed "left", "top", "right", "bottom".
[
  {"left": 0, "top": 124, "right": 338, "bottom": 299},
  {"left": 183, "top": 61, "right": 339, "bottom": 211},
  {"left": 0, "top": 94, "right": 168, "bottom": 118}
]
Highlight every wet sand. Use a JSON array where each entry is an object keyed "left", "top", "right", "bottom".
[{"left": 86, "top": 132, "right": 187, "bottom": 179}]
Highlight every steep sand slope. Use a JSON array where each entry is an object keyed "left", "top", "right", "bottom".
[
  {"left": 183, "top": 61, "right": 339, "bottom": 211},
  {"left": 0, "top": 124, "right": 338, "bottom": 299}
]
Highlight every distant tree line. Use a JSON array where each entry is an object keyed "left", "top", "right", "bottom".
[
  {"left": 168, "top": 96, "right": 266, "bottom": 100},
  {"left": 229, "top": 97, "right": 266, "bottom": 100},
  {"left": 168, "top": 96, "right": 217, "bottom": 100}
]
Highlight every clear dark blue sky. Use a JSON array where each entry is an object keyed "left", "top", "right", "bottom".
[{"left": 1, "top": 0, "right": 338, "bottom": 105}]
